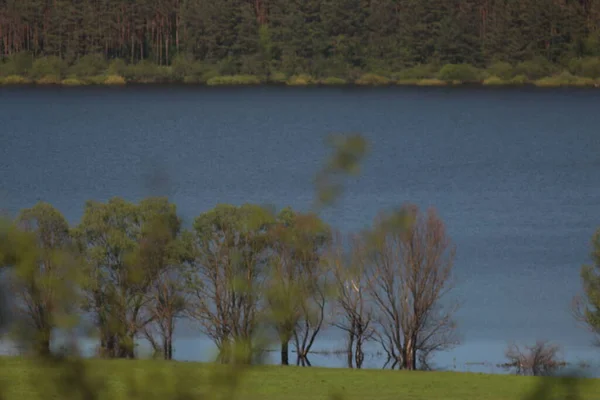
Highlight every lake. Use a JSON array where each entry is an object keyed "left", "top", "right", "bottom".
[{"left": 1, "top": 85, "right": 599, "bottom": 374}]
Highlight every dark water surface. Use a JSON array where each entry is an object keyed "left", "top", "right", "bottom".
[{"left": 1, "top": 86, "right": 599, "bottom": 373}]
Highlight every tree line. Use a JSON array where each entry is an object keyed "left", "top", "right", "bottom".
[
  {"left": 1, "top": 0, "right": 600, "bottom": 82},
  {"left": 0, "top": 197, "right": 460, "bottom": 370},
  {"left": 2, "top": 196, "right": 599, "bottom": 373}
]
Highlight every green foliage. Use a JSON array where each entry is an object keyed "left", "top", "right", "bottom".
[
  {"left": 268, "top": 71, "right": 287, "bottom": 84},
  {"left": 534, "top": 71, "right": 576, "bottom": 87},
  {"left": 510, "top": 75, "right": 529, "bottom": 85},
  {"left": 123, "top": 61, "right": 172, "bottom": 83},
  {"left": 69, "top": 54, "right": 108, "bottom": 78},
  {"left": 61, "top": 78, "right": 87, "bottom": 86},
  {"left": 30, "top": 56, "right": 68, "bottom": 79},
  {"left": 206, "top": 75, "right": 262, "bottom": 85},
  {"left": 0, "top": 52, "right": 34, "bottom": 76},
  {"left": 575, "top": 229, "right": 600, "bottom": 342},
  {"left": 314, "top": 134, "right": 368, "bottom": 209},
  {"left": 0, "top": 75, "right": 31, "bottom": 85},
  {"left": 355, "top": 73, "right": 390, "bottom": 85},
  {"left": 103, "top": 75, "right": 127, "bottom": 85},
  {"left": 36, "top": 75, "right": 61, "bottom": 85},
  {"left": 514, "top": 58, "right": 554, "bottom": 80},
  {"left": 107, "top": 59, "right": 127, "bottom": 76},
  {"left": 483, "top": 76, "right": 507, "bottom": 86},
  {"left": 286, "top": 74, "right": 315, "bottom": 86},
  {"left": 438, "top": 64, "right": 482, "bottom": 83},
  {"left": 395, "top": 64, "right": 439, "bottom": 80},
  {"left": 569, "top": 57, "right": 600, "bottom": 79},
  {"left": 416, "top": 78, "right": 447, "bottom": 86},
  {"left": 320, "top": 77, "right": 347, "bottom": 85},
  {"left": 488, "top": 62, "right": 515, "bottom": 80}
]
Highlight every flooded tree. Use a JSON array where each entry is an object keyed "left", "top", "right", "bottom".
[
  {"left": 75, "top": 197, "right": 180, "bottom": 359},
  {"left": 499, "top": 340, "right": 566, "bottom": 376},
  {"left": 365, "top": 204, "right": 459, "bottom": 370},
  {"left": 330, "top": 232, "right": 374, "bottom": 369},
  {"left": 10, "top": 202, "right": 79, "bottom": 356},
  {"left": 186, "top": 204, "right": 274, "bottom": 364},
  {"left": 573, "top": 228, "right": 600, "bottom": 346}
]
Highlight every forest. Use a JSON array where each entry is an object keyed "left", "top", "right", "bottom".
[{"left": 1, "top": 0, "right": 600, "bottom": 85}]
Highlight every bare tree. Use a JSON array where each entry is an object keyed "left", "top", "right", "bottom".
[
  {"left": 365, "top": 204, "right": 459, "bottom": 370},
  {"left": 499, "top": 341, "right": 566, "bottom": 376},
  {"left": 286, "top": 213, "right": 331, "bottom": 367},
  {"left": 330, "top": 232, "right": 374, "bottom": 369}
]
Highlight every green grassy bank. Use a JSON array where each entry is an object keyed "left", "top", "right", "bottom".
[
  {"left": 0, "top": 357, "right": 598, "bottom": 400},
  {"left": 2, "top": 55, "right": 600, "bottom": 87}
]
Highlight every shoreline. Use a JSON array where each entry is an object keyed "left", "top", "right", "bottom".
[{"left": 1, "top": 74, "right": 600, "bottom": 88}]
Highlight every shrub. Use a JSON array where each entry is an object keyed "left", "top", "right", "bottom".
[
  {"left": 85, "top": 75, "right": 108, "bottom": 85},
  {"left": 104, "top": 75, "right": 127, "bottom": 85},
  {"left": 1, "top": 75, "right": 31, "bottom": 85},
  {"left": 395, "top": 64, "right": 438, "bottom": 80},
  {"left": 510, "top": 74, "right": 528, "bottom": 84},
  {"left": 69, "top": 54, "right": 107, "bottom": 77},
  {"left": 61, "top": 77, "right": 86, "bottom": 86},
  {"left": 355, "top": 73, "right": 390, "bottom": 85},
  {"left": 482, "top": 76, "right": 506, "bottom": 86},
  {"left": 0, "top": 52, "right": 34, "bottom": 76},
  {"left": 320, "top": 77, "right": 347, "bottom": 85},
  {"left": 172, "top": 54, "right": 213, "bottom": 82},
  {"left": 268, "top": 71, "right": 287, "bottom": 84},
  {"left": 416, "top": 78, "right": 447, "bottom": 86},
  {"left": 123, "top": 61, "right": 172, "bottom": 83},
  {"left": 396, "top": 79, "right": 419, "bottom": 85},
  {"left": 0, "top": 75, "right": 30, "bottom": 85},
  {"left": 36, "top": 75, "right": 61, "bottom": 85},
  {"left": 577, "top": 57, "right": 600, "bottom": 79},
  {"left": 30, "top": 57, "right": 67, "bottom": 79},
  {"left": 534, "top": 71, "right": 574, "bottom": 87},
  {"left": 514, "top": 58, "right": 554, "bottom": 80},
  {"left": 171, "top": 54, "right": 195, "bottom": 80},
  {"left": 107, "top": 59, "right": 127, "bottom": 76},
  {"left": 206, "top": 75, "right": 261, "bottom": 85},
  {"left": 437, "top": 64, "right": 481, "bottom": 83},
  {"left": 286, "top": 74, "right": 314, "bottom": 86},
  {"left": 488, "top": 61, "right": 514, "bottom": 80},
  {"left": 571, "top": 76, "right": 597, "bottom": 86},
  {"left": 498, "top": 341, "right": 565, "bottom": 376}
]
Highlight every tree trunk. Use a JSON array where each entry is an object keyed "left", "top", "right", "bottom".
[
  {"left": 346, "top": 329, "right": 355, "bottom": 368},
  {"left": 280, "top": 340, "right": 289, "bottom": 365}
]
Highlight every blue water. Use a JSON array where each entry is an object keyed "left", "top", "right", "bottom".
[{"left": 1, "top": 85, "right": 599, "bottom": 374}]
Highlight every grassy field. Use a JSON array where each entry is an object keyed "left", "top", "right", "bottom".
[{"left": 0, "top": 357, "right": 598, "bottom": 400}]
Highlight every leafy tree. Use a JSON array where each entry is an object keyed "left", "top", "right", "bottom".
[
  {"left": 9, "top": 203, "right": 79, "bottom": 356},
  {"left": 573, "top": 229, "right": 600, "bottom": 346},
  {"left": 186, "top": 204, "right": 274, "bottom": 364},
  {"left": 75, "top": 197, "right": 180, "bottom": 359}
]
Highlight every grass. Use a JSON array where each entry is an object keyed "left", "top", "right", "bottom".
[{"left": 0, "top": 357, "right": 598, "bottom": 400}]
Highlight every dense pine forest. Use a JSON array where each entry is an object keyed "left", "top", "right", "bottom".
[{"left": 1, "top": 0, "right": 600, "bottom": 85}]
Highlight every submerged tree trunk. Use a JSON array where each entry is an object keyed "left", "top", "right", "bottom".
[{"left": 281, "top": 340, "right": 289, "bottom": 365}]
